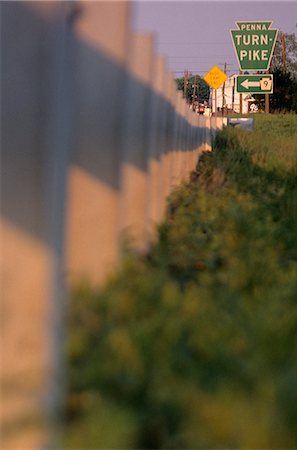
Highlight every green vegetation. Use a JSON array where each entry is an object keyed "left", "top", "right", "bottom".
[
  {"left": 256, "top": 31, "right": 297, "bottom": 113},
  {"left": 255, "top": 67, "right": 297, "bottom": 113},
  {"left": 272, "top": 32, "right": 297, "bottom": 77},
  {"left": 175, "top": 74, "right": 210, "bottom": 104},
  {"left": 63, "top": 115, "right": 297, "bottom": 449}
]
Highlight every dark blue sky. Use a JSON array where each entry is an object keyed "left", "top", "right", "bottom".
[{"left": 132, "top": 1, "right": 297, "bottom": 77}]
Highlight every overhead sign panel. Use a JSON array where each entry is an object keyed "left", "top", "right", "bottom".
[
  {"left": 236, "top": 74, "right": 273, "bottom": 93},
  {"left": 203, "top": 65, "right": 228, "bottom": 90},
  {"left": 230, "top": 21, "right": 278, "bottom": 70}
]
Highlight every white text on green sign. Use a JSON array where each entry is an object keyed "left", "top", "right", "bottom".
[
  {"left": 230, "top": 21, "right": 278, "bottom": 70},
  {"left": 236, "top": 74, "right": 273, "bottom": 94}
]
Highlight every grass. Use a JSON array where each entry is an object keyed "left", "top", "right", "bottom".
[{"left": 62, "top": 114, "right": 297, "bottom": 449}]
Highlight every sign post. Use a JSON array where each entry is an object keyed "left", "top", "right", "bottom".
[
  {"left": 239, "top": 70, "right": 243, "bottom": 114},
  {"left": 203, "top": 65, "right": 228, "bottom": 116},
  {"left": 265, "top": 92, "right": 270, "bottom": 113}
]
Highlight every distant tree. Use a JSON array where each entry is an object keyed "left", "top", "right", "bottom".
[
  {"left": 254, "top": 68, "right": 297, "bottom": 113},
  {"left": 271, "top": 32, "right": 297, "bottom": 78},
  {"left": 175, "top": 75, "right": 210, "bottom": 104},
  {"left": 254, "top": 31, "right": 297, "bottom": 113},
  {"left": 270, "top": 68, "right": 297, "bottom": 112}
]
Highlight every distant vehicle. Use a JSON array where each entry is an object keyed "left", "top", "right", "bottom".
[{"left": 198, "top": 103, "right": 205, "bottom": 115}]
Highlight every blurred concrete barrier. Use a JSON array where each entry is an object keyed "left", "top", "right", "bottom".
[
  {"left": 1, "top": 1, "right": 223, "bottom": 448},
  {"left": 65, "top": 1, "right": 130, "bottom": 287},
  {"left": 119, "top": 33, "right": 154, "bottom": 250},
  {"left": 1, "top": 2, "right": 73, "bottom": 448},
  {"left": 228, "top": 117, "right": 254, "bottom": 130},
  {"left": 146, "top": 55, "right": 167, "bottom": 235}
]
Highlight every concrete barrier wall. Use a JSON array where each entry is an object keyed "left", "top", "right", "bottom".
[
  {"left": 118, "top": 33, "right": 154, "bottom": 250},
  {"left": 1, "top": 1, "right": 225, "bottom": 448},
  {"left": 65, "top": 1, "right": 130, "bottom": 287},
  {"left": 1, "top": 3, "right": 74, "bottom": 449},
  {"left": 146, "top": 56, "right": 167, "bottom": 235}
]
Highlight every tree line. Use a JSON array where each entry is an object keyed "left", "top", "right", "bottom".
[
  {"left": 175, "top": 74, "right": 210, "bottom": 105},
  {"left": 264, "top": 32, "right": 297, "bottom": 113}
]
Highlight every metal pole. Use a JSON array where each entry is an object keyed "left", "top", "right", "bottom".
[
  {"left": 265, "top": 94, "right": 269, "bottom": 113},
  {"left": 282, "top": 33, "right": 286, "bottom": 71},
  {"left": 183, "top": 70, "right": 188, "bottom": 99},
  {"left": 221, "top": 62, "right": 227, "bottom": 116},
  {"left": 232, "top": 76, "right": 235, "bottom": 112},
  {"left": 265, "top": 77, "right": 269, "bottom": 114},
  {"left": 239, "top": 70, "right": 243, "bottom": 114},
  {"left": 265, "top": 70, "right": 270, "bottom": 113},
  {"left": 192, "top": 75, "right": 197, "bottom": 110}
]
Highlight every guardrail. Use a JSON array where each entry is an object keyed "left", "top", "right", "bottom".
[
  {"left": 1, "top": 2, "right": 225, "bottom": 447},
  {"left": 227, "top": 117, "right": 254, "bottom": 130}
]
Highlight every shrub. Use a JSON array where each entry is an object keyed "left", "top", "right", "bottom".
[{"left": 63, "top": 115, "right": 297, "bottom": 449}]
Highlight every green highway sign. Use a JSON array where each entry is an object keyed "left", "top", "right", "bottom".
[
  {"left": 230, "top": 21, "right": 278, "bottom": 70},
  {"left": 236, "top": 74, "right": 273, "bottom": 93}
]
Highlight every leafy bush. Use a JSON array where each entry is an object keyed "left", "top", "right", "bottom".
[{"left": 63, "top": 115, "right": 297, "bottom": 449}]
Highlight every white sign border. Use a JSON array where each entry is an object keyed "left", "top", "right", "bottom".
[
  {"left": 235, "top": 74, "right": 274, "bottom": 94},
  {"left": 230, "top": 21, "right": 279, "bottom": 72}
]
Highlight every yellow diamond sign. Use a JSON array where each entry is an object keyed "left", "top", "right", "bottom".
[{"left": 204, "top": 65, "right": 228, "bottom": 90}]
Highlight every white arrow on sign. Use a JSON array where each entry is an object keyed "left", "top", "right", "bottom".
[{"left": 241, "top": 79, "right": 260, "bottom": 89}]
